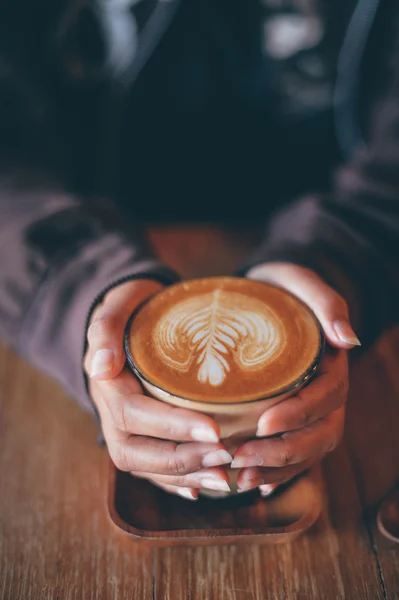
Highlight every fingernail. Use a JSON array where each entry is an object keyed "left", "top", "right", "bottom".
[
  {"left": 231, "top": 454, "right": 264, "bottom": 469},
  {"left": 191, "top": 427, "right": 219, "bottom": 443},
  {"left": 202, "top": 449, "right": 233, "bottom": 468},
  {"left": 238, "top": 480, "right": 260, "bottom": 493},
  {"left": 259, "top": 484, "right": 278, "bottom": 497},
  {"left": 90, "top": 349, "right": 115, "bottom": 378},
  {"left": 333, "top": 320, "right": 361, "bottom": 346},
  {"left": 256, "top": 417, "right": 271, "bottom": 438},
  {"left": 201, "top": 478, "right": 231, "bottom": 492},
  {"left": 177, "top": 488, "right": 198, "bottom": 501},
  {"left": 237, "top": 467, "right": 262, "bottom": 493}
]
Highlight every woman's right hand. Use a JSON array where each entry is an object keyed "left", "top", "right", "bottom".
[{"left": 84, "top": 279, "right": 232, "bottom": 500}]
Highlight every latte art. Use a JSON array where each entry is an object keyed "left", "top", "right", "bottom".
[
  {"left": 154, "top": 290, "right": 286, "bottom": 387},
  {"left": 126, "top": 277, "right": 323, "bottom": 404}
]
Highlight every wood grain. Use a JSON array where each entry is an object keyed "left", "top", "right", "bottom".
[
  {"left": 0, "top": 224, "right": 398, "bottom": 599},
  {"left": 0, "top": 347, "right": 153, "bottom": 600},
  {"left": 154, "top": 442, "right": 382, "bottom": 600},
  {"left": 346, "top": 334, "right": 399, "bottom": 600},
  {"left": 148, "top": 224, "right": 263, "bottom": 279}
]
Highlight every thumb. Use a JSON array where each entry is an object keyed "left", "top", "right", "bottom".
[
  {"left": 87, "top": 279, "right": 164, "bottom": 381},
  {"left": 248, "top": 264, "right": 361, "bottom": 350}
]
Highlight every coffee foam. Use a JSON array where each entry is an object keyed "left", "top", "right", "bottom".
[
  {"left": 127, "top": 277, "right": 323, "bottom": 404},
  {"left": 155, "top": 290, "right": 286, "bottom": 387}
]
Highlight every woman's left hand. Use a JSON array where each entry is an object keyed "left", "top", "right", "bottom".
[{"left": 233, "top": 263, "right": 360, "bottom": 495}]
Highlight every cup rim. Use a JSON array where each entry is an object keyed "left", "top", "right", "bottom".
[{"left": 123, "top": 277, "right": 326, "bottom": 407}]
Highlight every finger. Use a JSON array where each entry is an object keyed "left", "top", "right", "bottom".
[
  {"left": 149, "top": 480, "right": 199, "bottom": 501},
  {"left": 232, "top": 407, "right": 345, "bottom": 469},
  {"left": 97, "top": 369, "right": 224, "bottom": 443},
  {"left": 108, "top": 436, "right": 232, "bottom": 476},
  {"left": 236, "top": 459, "right": 315, "bottom": 492},
  {"left": 87, "top": 280, "right": 163, "bottom": 380},
  {"left": 248, "top": 264, "right": 360, "bottom": 349},
  {"left": 257, "top": 350, "right": 348, "bottom": 437},
  {"left": 131, "top": 467, "right": 230, "bottom": 493}
]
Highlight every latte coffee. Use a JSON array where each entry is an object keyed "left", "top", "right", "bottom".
[{"left": 125, "top": 277, "right": 324, "bottom": 496}]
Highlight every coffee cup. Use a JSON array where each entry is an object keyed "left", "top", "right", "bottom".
[{"left": 124, "top": 277, "right": 324, "bottom": 497}]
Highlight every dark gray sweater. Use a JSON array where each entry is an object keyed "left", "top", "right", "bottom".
[{"left": 0, "top": 0, "right": 398, "bottom": 413}]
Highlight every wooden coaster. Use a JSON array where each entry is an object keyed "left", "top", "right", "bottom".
[{"left": 108, "top": 460, "right": 323, "bottom": 546}]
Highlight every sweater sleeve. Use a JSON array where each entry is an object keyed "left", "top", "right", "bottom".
[
  {"left": 0, "top": 174, "right": 178, "bottom": 413},
  {"left": 240, "top": 37, "right": 399, "bottom": 347},
  {"left": 0, "top": 15, "right": 179, "bottom": 414}
]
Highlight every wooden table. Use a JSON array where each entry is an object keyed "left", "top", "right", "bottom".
[{"left": 1, "top": 225, "right": 399, "bottom": 600}]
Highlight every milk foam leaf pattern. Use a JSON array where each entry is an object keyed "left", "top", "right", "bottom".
[{"left": 154, "top": 290, "right": 287, "bottom": 387}]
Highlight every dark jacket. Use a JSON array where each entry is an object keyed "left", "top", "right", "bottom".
[{"left": 0, "top": 0, "right": 398, "bottom": 412}]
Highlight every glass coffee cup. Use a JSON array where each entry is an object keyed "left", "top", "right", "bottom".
[{"left": 124, "top": 277, "right": 324, "bottom": 497}]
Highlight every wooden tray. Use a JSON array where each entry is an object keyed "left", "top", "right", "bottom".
[{"left": 108, "top": 460, "right": 323, "bottom": 546}]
